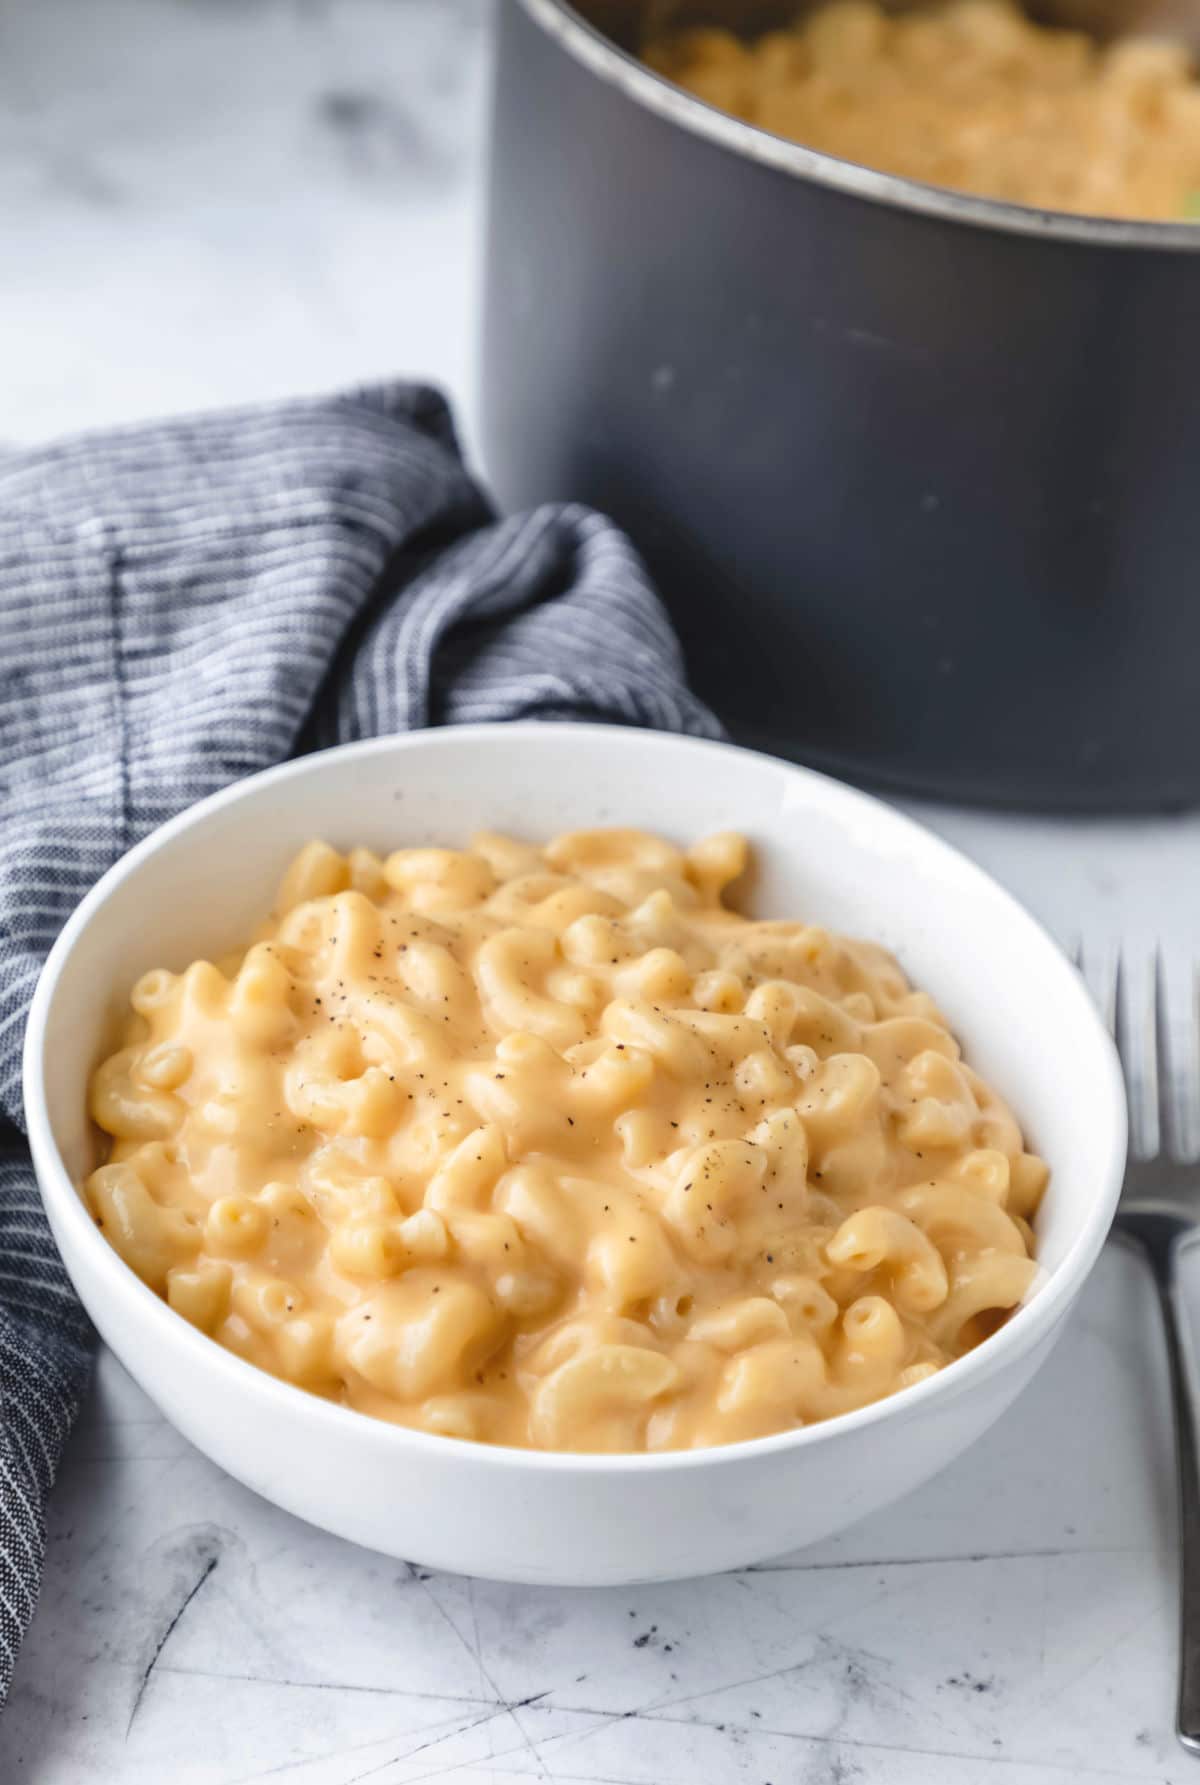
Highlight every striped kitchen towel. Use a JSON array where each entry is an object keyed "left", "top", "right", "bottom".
[{"left": 0, "top": 381, "right": 721, "bottom": 1701}]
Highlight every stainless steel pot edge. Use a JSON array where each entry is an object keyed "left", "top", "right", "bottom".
[{"left": 521, "top": 0, "right": 1200, "bottom": 249}]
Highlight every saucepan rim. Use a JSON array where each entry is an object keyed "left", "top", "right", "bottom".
[{"left": 520, "top": 0, "right": 1200, "bottom": 250}]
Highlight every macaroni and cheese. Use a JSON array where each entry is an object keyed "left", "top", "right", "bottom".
[
  {"left": 85, "top": 829, "right": 1047, "bottom": 1452},
  {"left": 644, "top": 0, "right": 1200, "bottom": 221}
]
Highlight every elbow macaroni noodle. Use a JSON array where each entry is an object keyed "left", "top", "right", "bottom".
[{"left": 86, "top": 828, "right": 1048, "bottom": 1452}]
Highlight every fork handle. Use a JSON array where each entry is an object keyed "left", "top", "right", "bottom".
[{"left": 1145, "top": 1231, "right": 1200, "bottom": 1754}]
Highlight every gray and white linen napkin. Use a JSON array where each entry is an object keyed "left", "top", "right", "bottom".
[{"left": 0, "top": 381, "right": 720, "bottom": 1700}]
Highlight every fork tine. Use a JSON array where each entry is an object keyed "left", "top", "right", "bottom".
[
  {"left": 1109, "top": 943, "right": 1124, "bottom": 1046},
  {"left": 1074, "top": 936, "right": 1113, "bottom": 1030},
  {"left": 1108, "top": 944, "right": 1148, "bottom": 1156},
  {"left": 1185, "top": 957, "right": 1200, "bottom": 1162},
  {"left": 1193, "top": 962, "right": 1200, "bottom": 1159},
  {"left": 1155, "top": 945, "right": 1175, "bottom": 1160}
]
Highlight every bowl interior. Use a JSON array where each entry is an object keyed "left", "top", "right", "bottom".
[{"left": 35, "top": 725, "right": 1121, "bottom": 1309}]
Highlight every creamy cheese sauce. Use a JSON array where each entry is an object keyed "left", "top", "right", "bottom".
[{"left": 86, "top": 829, "right": 1047, "bottom": 1452}]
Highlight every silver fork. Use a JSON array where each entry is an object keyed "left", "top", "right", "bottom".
[{"left": 1081, "top": 944, "right": 1200, "bottom": 1755}]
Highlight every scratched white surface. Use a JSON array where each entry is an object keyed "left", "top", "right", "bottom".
[{"left": 5, "top": 0, "right": 1200, "bottom": 1779}]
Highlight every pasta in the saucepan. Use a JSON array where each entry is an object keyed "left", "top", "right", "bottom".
[{"left": 644, "top": 0, "right": 1200, "bottom": 222}]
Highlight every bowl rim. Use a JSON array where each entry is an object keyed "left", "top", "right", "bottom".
[
  {"left": 23, "top": 722, "right": 1127, "bottom": 1477},
  {"left": 517, "top": 0, "right": 1200, "bottom": 252}
]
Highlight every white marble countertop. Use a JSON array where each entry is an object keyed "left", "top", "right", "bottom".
[{"left": 4, "top": 2, "right": 1200, "bottom": 1779}]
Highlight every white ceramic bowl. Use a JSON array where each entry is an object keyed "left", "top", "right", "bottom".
[{"left": 24, "top": 725, "right": 1125, "bottom": 1585}]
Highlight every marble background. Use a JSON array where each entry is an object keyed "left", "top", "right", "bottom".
[
  {"left": 0, "top": 0, "right": 492, "bottom": 449},
  {"left": 3, "top": 1, "right": 1200, "bottom": 1779}
]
